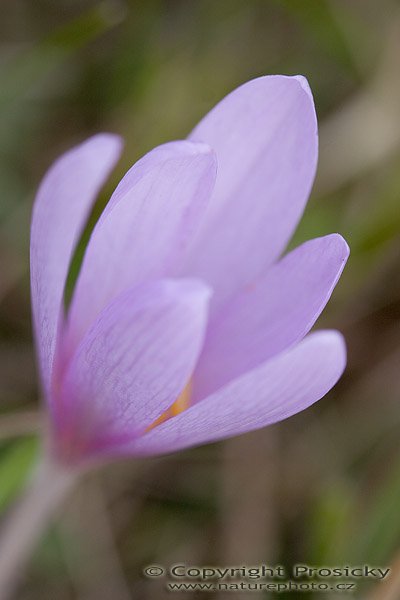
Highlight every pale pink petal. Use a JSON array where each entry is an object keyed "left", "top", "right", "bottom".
[
  {"left": 193, "top": 234, "right": 349, "bottom": 400},
  {"left": 182, "top": 75, "right": 318, "bottom": 313},
  {"left": 55, "top": 279, "right": 211, "bottom": 461},
  {"left": 30, "top": 134, "right": 122, "bottom": 395},
  {"left": 122, "top": 331, "right": 346, "bottom": 456},
  {"left": 64, "top": 141, "right": 216, "bottom": 360}
]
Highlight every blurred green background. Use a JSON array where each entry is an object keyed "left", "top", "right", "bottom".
[{"left": 0, "top": 1, "right": 400, "bottom": 598}]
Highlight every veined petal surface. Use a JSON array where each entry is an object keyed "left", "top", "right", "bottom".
[
  {"left": 30, "top": 134, "right": 122, "bottom": 395},
  {"left": 123, "top": 331, "right": 346, "bottom": 456},
  {"left": 193, "top": 234, "right": 349, "bottom": 400},
  {"left": 56, "top": 279, "right": 211, "bottom": 461},
  {"left": 182, "top": 75, "right": 318, "bottom": 313},
  {"left": 65, "top": 141, "right": 216, "bottom": 358}
]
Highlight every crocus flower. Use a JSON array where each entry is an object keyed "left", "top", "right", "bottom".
[{"left": 31, "top": 75, "right": 349, "bottom": 467}]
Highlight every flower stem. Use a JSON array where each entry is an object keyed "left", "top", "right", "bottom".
[{"left": 0, "top": 452, "right": 78, "bottom": 599}]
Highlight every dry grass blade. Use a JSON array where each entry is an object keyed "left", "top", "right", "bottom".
[{"left": 367, "top": 550, "right": 400, "bottom": 600}]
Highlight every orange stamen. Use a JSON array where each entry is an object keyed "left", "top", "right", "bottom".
[{"left": 145, "top": 380, "right": 192, "bottom": 432}]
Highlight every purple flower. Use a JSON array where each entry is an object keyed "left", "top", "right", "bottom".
[{"left": 30, "top": 75, "right": 349, "bottom": 466}]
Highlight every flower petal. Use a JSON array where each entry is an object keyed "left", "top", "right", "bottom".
[
  {"left": 182, "top": 75, "right": 318, "bottom": 313},
  {"left": 64, "top": 141, "right": 216, "bottom": 359},
  {"left": 56, "top": 279, "right": 211, "bottom": 461},
  {"left": 193, "top": 234, "right": 349, "bottom": 400},
  {"left": 122, "top": 331, "right": 346, "bottom": 456},
  {"left": 30, "top": 134, "right": 122, "bottom": 395}
]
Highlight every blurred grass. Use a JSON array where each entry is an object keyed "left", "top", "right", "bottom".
[
  {"left": 0, "top": 1, "right": 400, "bottom": 599},
  {"left": 0, "top": 437, "right": 39, "bottom": 513}
]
